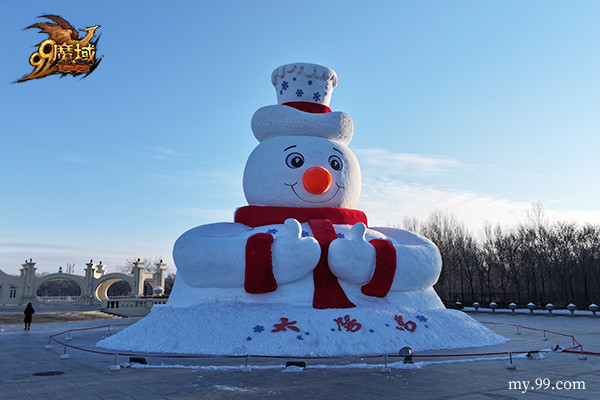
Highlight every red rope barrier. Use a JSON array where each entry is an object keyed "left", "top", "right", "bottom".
[
  {"left": 480, "top": 321, "right": 581, "bottom": 346},
  {"left": 563, "top": 349, "right": 600, "bottom": 356},
  {"left": 47, "top": 320, "right": 597, "bottom": 362}
]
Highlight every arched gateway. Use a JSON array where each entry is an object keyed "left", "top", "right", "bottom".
[{"left": 0, "top": 259, "right": 167, "bottom": 306}]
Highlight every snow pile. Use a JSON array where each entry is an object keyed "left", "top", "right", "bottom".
[{"left": 97, "top": 302, "right": 506, "bottom": 356}]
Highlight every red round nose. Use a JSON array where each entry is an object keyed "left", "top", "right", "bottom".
[{"left": 302, "top": 166, "right": 332, "bottom": 194}]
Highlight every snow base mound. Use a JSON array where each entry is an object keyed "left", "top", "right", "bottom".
[{"left": 97, "top": 303, "right": 507, "bottom": 356}]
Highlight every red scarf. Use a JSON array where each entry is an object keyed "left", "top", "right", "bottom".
[
  {"left": 235, "top": 206, "right": 367, "bottom": 227},
  {"left": 235, "top": 206, "right": 397, "bottom": 309}
]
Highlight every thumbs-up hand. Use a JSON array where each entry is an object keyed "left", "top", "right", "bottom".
[
  {"left": 271, "top": 219, "right": 321, "bottom": 283},
  {"left": 350, "top": 221, "right": 367, "bottom": 242},
  {"left": 328, "top": 222, "right": 376, "bottom": 284},
  {"left": 284, "top": 218, "right": 302, "bottom": 238}
]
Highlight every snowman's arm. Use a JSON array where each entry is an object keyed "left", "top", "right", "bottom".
[
  {"left": 173, "top": 223, "right": 249, "bottom": 288},
  {"left": 370, "top": 227, "right": 442, "bottom": 292},
  {"left": 173, "top": 221, "right": 320, "bottom": 291},
  {"left": 246, "top": 219, "right": 321, "bottom": 293}
]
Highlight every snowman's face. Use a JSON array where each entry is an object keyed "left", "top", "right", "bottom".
[{"left": 243, "top": 136, "right": 361, "bottom": 208}]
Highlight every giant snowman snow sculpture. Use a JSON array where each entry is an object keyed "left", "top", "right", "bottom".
[
  {"left": 172, "top": 63, "right": 442, "bottom": 309},
  {"left": 98, "top": 63, "right": 506, "bottom": 356}
]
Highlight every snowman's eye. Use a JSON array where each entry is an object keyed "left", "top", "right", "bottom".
[
  {"left": 329, "top": 155, "right": 343, "bottom": 171},
  {"left": 286, "top": 152, "right": 305, "bottom": 169}
]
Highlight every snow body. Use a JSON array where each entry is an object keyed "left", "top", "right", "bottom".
[{"left": 171, "top": 135, "right": 443, "bottom": 310}]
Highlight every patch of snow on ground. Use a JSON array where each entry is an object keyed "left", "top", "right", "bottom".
[
  {"left": 214, "top": 385, "right": 248, "bottom": 391},
  {"left": 282, "top": 365, "right": 305, "bottom": 372}
]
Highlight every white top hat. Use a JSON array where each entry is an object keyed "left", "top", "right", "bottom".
[
  {"left": 251, "top": 62, "right": 354, "bottom": 144},
  {"left": 271, "top": 63, "right": 337, "bottom": 112}
]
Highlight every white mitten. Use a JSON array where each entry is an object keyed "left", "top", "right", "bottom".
[
  {"left": 328, "top": 222, "right": 376, "bottom": 284},
  {"left": 272, "top": 218, "right": 321, "bottom": 283}
]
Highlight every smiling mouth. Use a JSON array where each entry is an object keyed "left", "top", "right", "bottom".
[{"left": 285, "top": 182, "right": 343, "bottom": 203}]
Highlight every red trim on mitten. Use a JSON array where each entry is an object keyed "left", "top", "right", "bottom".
[
  {"left": 244, "top": 233, "right": 277, "bottom": 294},
  {"left": 361, "top": 239, "right": 397, "bottom": 297},
  {"left": 309, "top": 219, "right": 356, "bottom": 309}
]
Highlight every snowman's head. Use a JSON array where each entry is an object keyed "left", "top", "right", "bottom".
[
  {"left": 243, "top": 136, "right": 361, "bottom": 208},
  {"left": 244, "top": 62, "right": 361, "bottom": 208}
]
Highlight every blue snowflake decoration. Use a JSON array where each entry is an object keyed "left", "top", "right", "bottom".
[
  {"left": 267, "top": 228, "right": 278, "bottom": 235},
  {"left": 330, "top": 328, "right": 336, "bottom": 332},
  {"left": 301, "top": 231, "right": 311, "bottom": 237},
  {"left": 313, "top": 92, "right": 321, "bottom": 102},
  {"left": 369, "top": 329, "right": 375, "bottom": 333},
  {"left": 305, "top": 332, "right": 310, "bottom": 336},
  {"left": 296, "top": 335, "right": 303, "bottom": 340},
  {"left": 253, "top": 325, "right": 265, "bottom": 333},
  {"left": 416, "top": 315, "right": 428, "bottom": 322},
  {"left": 246, "top": 336, "right": 252, "bottom": 341},
  {"left": 281, "top": 81, "right": 289, "bottom": 90},
  {"left": 424, "top": 325, "right": 429, "bottom": 328},
  {"left": 385, "top": 323, "right": 390, "bottom": 327},
  {"left": 307, "top": 80, "right": 313, "bottom": 85},
  {"left": 296, "top": 89, "right": 304, "bottom": 97},
  {"left": 293, "top": 77, "right": 297, "bottom": 81},
  {"left": 336, "top": 233, "right": 345, "bottom": 239},
  {"left": 279, "top": 90, "right": 283, "bottom": 95}
]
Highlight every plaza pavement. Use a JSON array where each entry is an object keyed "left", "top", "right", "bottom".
[{"left": 0, "top": 312, "right": 597, "bottom": 399}]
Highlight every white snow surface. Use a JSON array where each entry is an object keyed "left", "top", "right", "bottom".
[
  {"left": 213, "top": 385, "right": 248, "bottom": 392},
  {"left": 97, "top": 302, "right": 507, "bottom": 356}
]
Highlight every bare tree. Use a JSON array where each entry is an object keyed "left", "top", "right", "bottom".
[
  {"left": 398, "top": 203, "right": 600, "bottom": 306},
  {"left": 66, "top": 263, "right": 75, "bottom": 274},
  {"left": 119, "top": 257, "right": 164, "bottom": 274},
  {"left": 164, "top": 273, "right": 176, "bottom": 295}
]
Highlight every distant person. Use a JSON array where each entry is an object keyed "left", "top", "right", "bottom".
[{"left": 24, "top": 303, "right": 35, "bottom": 330}]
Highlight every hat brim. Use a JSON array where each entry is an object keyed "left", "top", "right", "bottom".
[{"left": 251, "top": 105, "right": 354, "bottom": 144}]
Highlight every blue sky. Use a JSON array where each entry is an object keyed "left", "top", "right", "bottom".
[{"left": 2, "top": 1, "right": 600, "bottom": 275}]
